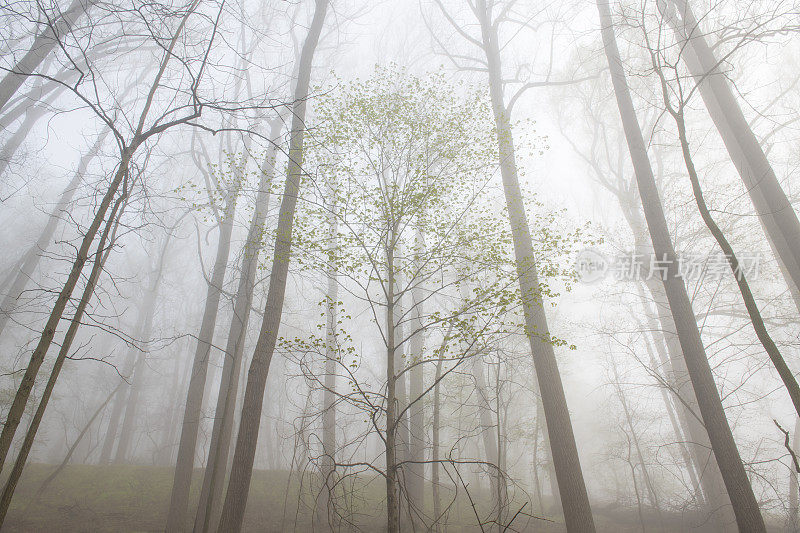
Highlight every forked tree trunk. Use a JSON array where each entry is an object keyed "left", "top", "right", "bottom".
[
  {"left": 0, "top": 177, "right": 126, "bottom": 526},
  {"left": 597, "top": 2, "right": 765, "bottom": 530},
  {"left": 216, "top": 3, "right": 328, "bottom": 530},
  {"left": 193, "top": 123, "right": 281, "bottom": 533},
  {"left": 475, "top": 2, "right": 596, "bottom": 530},
  {"left": 0, "top": 146, "right": 134, "bottom": 473}
]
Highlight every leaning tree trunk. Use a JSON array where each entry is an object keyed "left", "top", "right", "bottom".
[
  {"left": 216, "top": 3, "right": 328, "bottom": 531},
  {"left": 0, "top": 129, "right": 109, "bottom": 337},
  {"left": 0, "top": 176, "right": 126, "bottom": 526},
  {"left": 0, "top": 0, "right": 95, "bottom": 115},
  {"left": 165, "top": 190, "right": 238, "bottom": 532},
  {"left": 475, "top": 1, "right": 596, "bottom": 530},
  {"left": 627, "top": 209, "right": 733, "bottom": 527},
  {"left": 665, "top": 96, "right": 800, "bottom": 417},
  {"left": 664, "top": 0, "right": 800, "bottom": 300},
  {"left": 597, "top": 2, "right": 765, "bottom": 530},
  {"left": 0, "top": 146, "right": 133, "bottom": 473},
  {"left": 193, "top": 123, "right": 282, "bottom": 533}
]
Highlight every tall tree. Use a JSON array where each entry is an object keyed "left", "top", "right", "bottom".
[
  {"left": 596, "top": 1, "right": 765, "bottom": 530},
  {"left": 217, "top": 2, "right": 329, "bottom": 530},
  {"left": 439, "top": 1, "right": 597, "bottom": 529},
  {"left": 192, "top": 120, "right": 283, "bottom": 533}
]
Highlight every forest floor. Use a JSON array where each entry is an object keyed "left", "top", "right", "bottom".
[{"left": 1, "top": 463, "right": 788, "bottom": 532}]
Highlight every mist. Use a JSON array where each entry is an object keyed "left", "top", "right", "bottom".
[{"left": 0, "top": 0, "right": 799, "bottom": 531}]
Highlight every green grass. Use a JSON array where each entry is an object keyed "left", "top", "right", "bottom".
[
  {"left": 3, "top": 463, "right": 788, "bottom": 532},
  {"left": 5, "top": 464, "right": 322, "bottom": 532}
]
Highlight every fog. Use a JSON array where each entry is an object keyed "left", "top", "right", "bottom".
[{"left": 0, "top": 0, "right": 798, "bottom": 531}]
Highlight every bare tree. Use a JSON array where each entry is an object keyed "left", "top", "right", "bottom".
[
  {"left": 217, "top": 2, "right": 329, "bottom": 530},
  {"left": 596, "top": 1, "right": 765, "bottom": 530}
]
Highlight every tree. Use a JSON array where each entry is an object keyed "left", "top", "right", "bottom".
[
  {"left": 596, "top": 1, "right": 766, "bottom": 529},
  {"left": 429, "top": 1, "right": 597, "bottom": 529},
  {"left": 217, "top": 2, "right": 329, "bottom": 530}
]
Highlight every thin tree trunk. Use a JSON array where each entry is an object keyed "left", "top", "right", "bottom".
[
  {"left": 113, "top": 304, "right": 157, "bottom": 464},
  {"left": 35, "top": 382, "right": 120, "bottom": 498},
  {"left": 316, "top": 170, "right": 338, "bottom": 531},
  {"left": 0, "top": 146, "right": 134, "bottom": 473},
  {"left": 630, "top": 215, "right": 732, "bottom": 525},
  {"left": 193, "top": 123, "right": 281, "bottom": 533},
  {"left": 216, "top": 3, "right": 328, "bottom": 530},
  {"left": 0, "top": 0, "right": 95, "bottom": 115},
  {"left": 597, "top": 3, "right": 766, "bottom": 530},
  {"left": 472, "top": 352, "right": 499, "bottom": 501},
  {"left": 385, "top": 229, "right": 400, "bottom": 533},
  {"left": 166, "top": 190, "right": 238, "bottom": 531},
  {"left": 790, "top": 417, "right": 800, "bottom": 531},
  {"left": 406, "top": 231, "right": 425, "bottom": 525},
  {"left": 432, "top": 347, "right": 443, "bottom": 532},
  {"left": 610, "top": 360, "right": 663, "bottom": 523},
  {"left": 664, "top": 90, "right": 800, "bottom": 417},
  {"left": 475, "top": 2, "right": 596, "bottom": 530},
  {"left": 0, "top": 130, "right": 108, "bottom": 337},
  {"left": 0, "top": 176, "right": 126, "bottom": 526}
]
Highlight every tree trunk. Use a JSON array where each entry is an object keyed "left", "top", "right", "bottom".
[
  {"left": 193, "top": 123, "right": 281, "bottom": 533},
  {"left": 36, "top": 382, "right": 120, "bottom": 498},
  {"left": 165, "top": 190, "right": 238, "bottom": 531},
  {"left": 790, "top": 417, "right": 800, "bottom": 531},
  {"left": 0, "top": 146, "right": 133, "bottom": 473},
  {"left": 316, "top": 172, "right": 338, "bottom": 531},
  {"left": 471, "top": 352, "right": 499, "bottom": 500},
  {"left": 406, "top": 231, "right": 425, "bottom": 525},
  {"left": 0, "top": 0, "right": 95, "bottom": 115},
  {"left": 665, "top": 0, "right": 800, "bottom": 300},
  {"left": 665, "top": 93, "right": 800, "bottom": 416},
  {"left": 596, "top": 2, "right": 765, "bottom": 530},
  {"left": 385, "top": 231, "right": 400, "bottom": 533},
  {"left": 475, "top": 2, "right": 596, "bottom": 530},
  {"left": 216, "top": 3, "right": 328, "bottom": 530},
  {"left": 0, "top": 129, "right": 108, "bottom": 337},
  {"left": 0, "top": 179, "right": 125, "bottom": 526},
  {"left": 113, "top": 304, "right": 157, "bottom": 464},
  {"left": 432, "top": 344, "right": 443, "bottom": 532}
]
